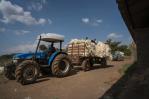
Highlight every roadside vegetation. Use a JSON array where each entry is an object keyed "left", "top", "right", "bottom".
[
  {"left": 106, "top": 39, "right": 131, "bottom": 56},
  {"left": 119, "top": 63, "right": 134, "bottom": 75},
  {"left": 0, "top": 54, "right": 14, "bottom": 76},
  {"left": 0, "top": 54, "right": 13, "bottom": 67}
]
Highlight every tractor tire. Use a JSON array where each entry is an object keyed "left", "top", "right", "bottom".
[
  {"left": 101, "top": 58, "right": 107, "bottom": 66},
  {"left": 82, "top": 59, "right": 91, "bottom": 71},
  {"left": 51, "top": 54, "right": 72, "bottom": 77},
  {"left": 15, "top": 60, "right": 39, "bottom": 85},
  {"left": 4, "top": 63, "right": 16, "bottom": 80}
]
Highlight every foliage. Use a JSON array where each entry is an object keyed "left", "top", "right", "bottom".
[
  {"left": 0, "top": 54, "right": 13, "bottom": 67},
  {"left": 119, "top": 63, "right": 132, "bottom": 75},
  {"left": 106, "top": 39, "right": 131, "bottom": 56}
]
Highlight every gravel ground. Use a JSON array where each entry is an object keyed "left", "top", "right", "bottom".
[{"left": 0, "top": 59, "right": 132, "bottom": 99}]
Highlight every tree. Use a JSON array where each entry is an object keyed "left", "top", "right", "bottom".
[{"left": 106, "top": 39, "right": 131, "bottom": 56}]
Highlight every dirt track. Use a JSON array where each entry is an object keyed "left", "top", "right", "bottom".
[{"left": 0, "top": 59, "right": 132, "bottom": 99}]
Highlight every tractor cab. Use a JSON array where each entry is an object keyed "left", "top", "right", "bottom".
[
  {"left": 35, "top": 33, "right": 64, "bottom": 65},
  {"left": 12, "top": 33, "right": 64, "bottom": 65}
]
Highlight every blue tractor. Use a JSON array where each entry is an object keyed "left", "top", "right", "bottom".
[{"left": 4, "top": 33, "right": 72, "bottom": 85}]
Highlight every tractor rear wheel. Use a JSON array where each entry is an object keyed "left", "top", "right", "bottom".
[
  {"left": 15, "top": 60, "right": 39, "bottom": 85},
  {"left": 4, "top": 63, "right": 16, "bottom": 80},
  {"left": 51, "top": 54, "right": 72, "bottom": 77}
]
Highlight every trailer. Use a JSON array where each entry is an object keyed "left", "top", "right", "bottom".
[{"left": 67, "top": 42, "right": 107, "bottom": 71}]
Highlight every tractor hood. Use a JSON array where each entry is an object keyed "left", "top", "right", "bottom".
[{"left": 13, "top": 52, "right": 46, "bottom": 60}]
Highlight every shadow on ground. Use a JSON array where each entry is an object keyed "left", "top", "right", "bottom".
[
  {"left": 99, "top": 62, "right": 136, "bottom": 99},
  {"left": 17, "top": 64, "right": 114, "bottom": 85},
  {"left": 99, "top": 62, "right": 149, "bottom": 99},
  {"left": 40, "top": 64, "right": 114, "bottom": 79},
  {"left": 35, "top": 78, "right": 50, "bottom": 84},
  {"left": 70, "top": 64, "right": 114, "bottom": 75}
]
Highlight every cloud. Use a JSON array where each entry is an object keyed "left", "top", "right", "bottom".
[
  {"left": 15, "top": 30, "right": 30, "bottom": 35},
  {"left": 48, "top": 19, "right": 52, "bottom": 24},
  {"left": 29, "top": 3, "right": 43, "bottom": 11},
  {"left": 5, "top": 44, "right": 36, "bottom": 54},
  {"left": 0, "top": 0, "right": 47, "bottom": 25},
  {"left": 82, "top": 18, "right": 89, "bottom": 24},
  {"left": 92, "top": 19, "right": 103, "bottom": 26},
  {"left": 96, "top": 19, "right": 103, "bottom": 23},
  {"left": 107, "top": 33, "right": 123, "bottom": 39},
  {"left": 82, "top": 18, "right": 103, "bottom": 26},
  {"left": 4, "top": 33, "right": 64, "bottom": 54},
  {"left": 42, "top": 0, "right": 47, "bottom": 4},
  {"left": 38, "top": 18, "right": 47, "bottom": 24},
  {"left": 0, "top": 27, "right": 6, "bottom": 32},
  {"left": 27, "top": 0, "right": 47, "bottom": 11}
]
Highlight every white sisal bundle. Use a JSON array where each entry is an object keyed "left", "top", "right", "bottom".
[
  {"left": 95, "top": 41, "right": 111, "bottom": 58},
  {"left": 68, "top": 39, "right": 96, "bottom": 56},
  {"left": 68, "top": 39, "right": 111, "bottom": 58}
]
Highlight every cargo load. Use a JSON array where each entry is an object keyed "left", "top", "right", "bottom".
[{"left": 67, "top": 39, "right": 111, "bottom": 58}]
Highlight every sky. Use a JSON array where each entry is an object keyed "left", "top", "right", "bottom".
[{"left": 0, "top": 0, "right": 132, "bottom": 55}]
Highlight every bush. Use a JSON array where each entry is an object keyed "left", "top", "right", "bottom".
[
  {"left": 0, "top": 54, "right": 13, "bottom": 67},
  {"left": 106, "top": 39, "right": 131, "bottom": 56},
  {"left": 119, "top": 62, "right": 136, "bottom": 75}
]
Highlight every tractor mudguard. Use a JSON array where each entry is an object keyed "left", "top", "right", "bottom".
[{"left": 48, "top": 51, "right": 67, "bottom": 66}]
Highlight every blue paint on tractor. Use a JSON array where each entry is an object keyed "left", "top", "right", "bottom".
[
  {"left": 48, "top": 50, "right": 67, "bottom": 66},
  {"left": 12, "top": 50, "right": 67, "bottom": 67},
  {"left": 48, "top": 51, "right": 59, "bottom": 65},
  {"left": 13, "top": 52, "right": 46, "bottom": 60}
]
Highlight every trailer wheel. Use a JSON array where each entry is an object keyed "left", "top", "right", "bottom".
[
  {"left": 15, "top": 60, "right": 39, "bottom": 85},
  {"left": 51, "top": 54, "right": 72, "bottom": 77},
  {"left": 101, "top": 58, "right": 107, "bottom": 66},
  {"left": 4, "top": 63, "right": 16, "bottom": 80},
  {"left": 82, "top": 59, "right": 91, "bottom": 71},
  {"left": 90, "top": 59, "right": 94, "bottom": 67}
]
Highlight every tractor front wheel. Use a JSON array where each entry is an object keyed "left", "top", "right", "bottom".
[
  {"left": 4, "top": 63, "right": 16, "bottom": 80},
  {"left": 51, "top": 54, "right": 72, "bottom": 77},
  {"left": 15, "top": 60, "right": 39, "bottom": 85}
]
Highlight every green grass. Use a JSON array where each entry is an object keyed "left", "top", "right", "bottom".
[
  {"left": 0, "top": 59, "right": 11, "bottom": 67},
  {"left": 0, "top": 54, "right": 13, "bottom": 67},
  {"left": 119, "top": 63, "right": 134, "bottom": 75}
]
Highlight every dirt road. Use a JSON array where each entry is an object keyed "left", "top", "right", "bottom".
[{"left": 0, "top": 59, "right": 132, "bottom": 99}]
